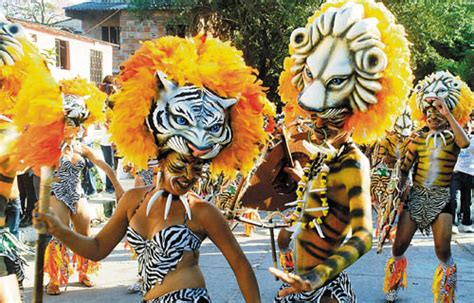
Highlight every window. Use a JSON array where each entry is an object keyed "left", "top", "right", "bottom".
[
  {"left": 55, "top": 39, "right": 70, "bottom": 70},
  {"left": 90, "top": 50, "right": 103, "bottom": 85},
  {"left": 166, "top": 24, "right": 186, "bottom": 38},
  {"left": 101, "top": 26, "right": 120, "bottom": 44}
]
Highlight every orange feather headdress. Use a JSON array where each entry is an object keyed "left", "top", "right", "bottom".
[
  {"left": 110, "top": 34, "right": 275, "bottom": 177},
  {"left": 0, "top": 26, "right": 63, "bottom": 171}
]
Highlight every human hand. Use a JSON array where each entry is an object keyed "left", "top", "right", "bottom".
[
  {"left": 433, "top": 99, "right": 451, "bottom": 117},
  {"left": 283, "top": 160, "right": 304, "bottom": 182},
  {"left": 33, "top": 204, "right": 65, "bottom": 236},
  {"left": 269, "top": 267, "right": 322, "bottom": 297}
]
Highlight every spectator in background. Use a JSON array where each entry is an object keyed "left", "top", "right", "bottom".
[
  {"left": 80, "top": 125, "right": 98, "bottom": 197},
  {"left": 99, "top": 75, "right": 118, "bottom": 194},
  {"left": 451, "top": 111, "right": 474, "bottom": 233},
  {"left": 5, "top": 177, "right": 21, "bottom": 239},
  {"left": 17, "top": 169, "right": 37, "bottom": 227}
]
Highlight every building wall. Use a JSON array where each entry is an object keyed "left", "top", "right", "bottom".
[
  {"left": 77, "top": 10, "right": 176, "bottom": 72},
  {"left": 116, "top": 11, "right": 172, "bottom": 68},
  {"left": 23, "top": 26, "right": 113, "bottom": 82},
  {"left": 80, "top": 11, "right": 121, "bottom": 41}
]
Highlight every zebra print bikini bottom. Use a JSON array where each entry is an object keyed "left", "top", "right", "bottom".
[
  {"left": 274, "top": 271, "right": 356, "bottom": 303},
  {"left": 146, "top": 287, "right": 211, "bottom": 303},
  {"left": 406, "top": 185, "right": 451, "bottom": 235}
]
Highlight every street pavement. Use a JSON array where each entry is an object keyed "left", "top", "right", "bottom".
[
  {"left": 21, "top": 222, "right": 474, "bottom": 302},
  {"left": 19, "top": 178, "right": 474, "bottom": 302}
]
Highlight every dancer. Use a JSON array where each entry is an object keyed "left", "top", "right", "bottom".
[
  {"left": 0, "top": 14, "right": 64, "bottom": 297},
  {"left": 371, "top": 107, "right": 413, "bottom": 252},
  {"left": 44, "top": 77, "right": 124, "bottom": 295},
  {"left": 269, "top": 1, "right": 412, "bottom": 301},
  {"left": 35, "top": 34, "right": 274, "bottom": 302},
  {"left": 383, "top": 71, "right": 472, "bottom": 302}
]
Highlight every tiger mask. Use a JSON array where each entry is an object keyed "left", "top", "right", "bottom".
[
  {"left": 146, "top": 71, "right": 237, "bottom": 160},
  {"left": 0, "top": 13, "right": 25, "bottom": 66}
]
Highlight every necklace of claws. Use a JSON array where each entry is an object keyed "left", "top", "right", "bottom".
[
  {"left": 145, "top": 172, "right": 192, "bottom": 220},
  {"left": 425, "top": 129, "right": 453, "bottom": 149}
]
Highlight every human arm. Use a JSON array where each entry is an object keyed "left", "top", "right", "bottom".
[
  {"left": 195, "top": 201, "right": 261, "bottom": 303},
  {"left": 434, "top": 99, "right": 469, "bottom": 148},
  {"left": 271, "top": 155, "right": 373, "bottom": 295},
  {"left": 81, "top": 143, "right": 124, "bottom": 200},
  {"left": 34, "top": 188, "right": 139, "bottom": 261},
  {"left": 399, "top": 138, "right": 417, "bottom": 201}
]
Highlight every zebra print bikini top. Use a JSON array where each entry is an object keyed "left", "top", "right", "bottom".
[
  {"left": 51, "top": 156, "right": 85, "bottom": 206},
  {"left": 126, "top": 221, "right": 203, "bottom": 294}
]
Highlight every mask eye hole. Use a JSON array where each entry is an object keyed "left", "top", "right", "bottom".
[
  {"left": 174, "top": 116, "right": 188, "bottom": 126},
  {"left": 327, "top": 77, "right": 347, "bottom": 88},
  {"left": 304, "top": 67, "right": 313, "bottom": 80},
  {"left": 437, "top": 87, "right": 447, "bottom": 94},
  {"left": 4, "top": 24, "right": 23, "bottom": 37},
  {"left": 210, "top": 124, "right": 221, "bottom": 133}
]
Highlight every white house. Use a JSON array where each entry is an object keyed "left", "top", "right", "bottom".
[{"left": 12, "top": 18, "right": 116, "bottom": 84}]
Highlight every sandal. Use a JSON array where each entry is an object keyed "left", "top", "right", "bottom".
[
  {"left": 79, "top": 274, "right": 95, "bottom": 288},
  {"left": 46, "top": 283, "right": 60, "bottom": 296},
  {"left": 127, "top": 281, "right": 142, "bottom": 293}
]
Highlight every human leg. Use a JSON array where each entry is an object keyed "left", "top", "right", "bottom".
[
  {"left": 384, "top": 209, "right": 417, "bottom": 301},
  {"left": 81, "top": 161, "right": 97, "bottom": 196},
  {"left": 5, "top": 198, "right": 20, "bottom": 239},
  {"left": 21, "top": 171, "right": 37, "bottom": 227},
  {"left": 45, "top": 196, "right": 73, "bottom": 295},
  {"left": 431, "top": 213, "right": 456, "bottom": 303},
  {"left": 100, "top": 145, "right": 115, "bottom": 193},
  {"left": 277, "top": 228, "right": 294, "bottom": 273},
  {"left": 449, "top": 172, "right": 461, "bottom": 225},
  {"left": 16, "top": 173, "right": 27, "bottom": 216},
  {"left": 459, "top": 172, "right": 472, "bottom": 227},
  {"left": 71, "top": 198, "right": 99, "bottom": 287}
]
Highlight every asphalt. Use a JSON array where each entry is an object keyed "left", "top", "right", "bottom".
[
  {"left": 18, "top": 178, "right": 474, "bottom": 302},
  {"left": 20, "top": 221, "right": 474, "bottom": 302}
]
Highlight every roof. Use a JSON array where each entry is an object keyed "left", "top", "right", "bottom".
[
  {"left": 64, "top": 2, "right": 128, "bottom": 12},
  {"left": 10, "top": 18, "right": 118, "bottom": 47},
  {"left": 64, "top": 1, "right": 190, "bottom": 12}
]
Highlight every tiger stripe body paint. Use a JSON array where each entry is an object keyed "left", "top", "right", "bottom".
[{"left": 275, "top": 0, "right": 412, "bottom": 300}]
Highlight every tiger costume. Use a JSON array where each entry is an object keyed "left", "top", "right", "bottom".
[
  {"left": 270, "top": 1, "right": 412, "bottom": 302},
  {"left": 384, "top": 71, "right": 473, "bottom": 302},
  {"left": 370, "top": 108, "right": 413, "bottom": 253}
]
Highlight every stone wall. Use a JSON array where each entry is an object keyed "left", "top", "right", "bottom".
[
  {"left": 78, "top": 10, "right": 178, "bottom": 73},
  {"left": 116, "top": 11, "right": 174, "bottom": 72}
]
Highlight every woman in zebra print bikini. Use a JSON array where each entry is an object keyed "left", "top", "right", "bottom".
[
  {"left": 44, "top": 78, "right": 124, "bottom": 296},
  {"left": 34, "top": 35, "right": 274, "bottom": 302}
]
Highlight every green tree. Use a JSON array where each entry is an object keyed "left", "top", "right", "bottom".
[
  {"left": 386, "top": 0, "right": 473, "bottom": 86},
  {"left": 130, "top": 0, "right": 473, "bottom": 100},
  {"left": 130, "top": 0, "right": 322, "bottom": 103},
  {"left": 3, "top": 0, "right": 63, "bottom": 25}
]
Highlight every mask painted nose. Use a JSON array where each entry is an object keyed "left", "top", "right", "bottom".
[{"left": 187, "top": 143, "right": 212, "bottom": 157}]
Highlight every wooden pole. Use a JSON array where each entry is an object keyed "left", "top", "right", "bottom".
[{"left": 32, "top": 167, "right": 53, "bottom": 303}]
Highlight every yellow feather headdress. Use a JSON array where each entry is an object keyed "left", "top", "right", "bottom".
[
  {"left": 279, "top": 0, "right": 413, "bottom": 144},
  {"left": 0, "top": 35, "right": 64, "bottom": 171},
  {"left": 110, "top": 34, "right": 275, "bottom": 177},
  {"left": 60, "top": 77, "right": 107, "bottom": 127}
]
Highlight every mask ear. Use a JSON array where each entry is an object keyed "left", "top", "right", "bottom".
[
  {"left": 156, "top": 71, "right": 177, "bottom": 92},
  {"left": 217, "top": 94, "right": 239, "bottom": 110}
]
